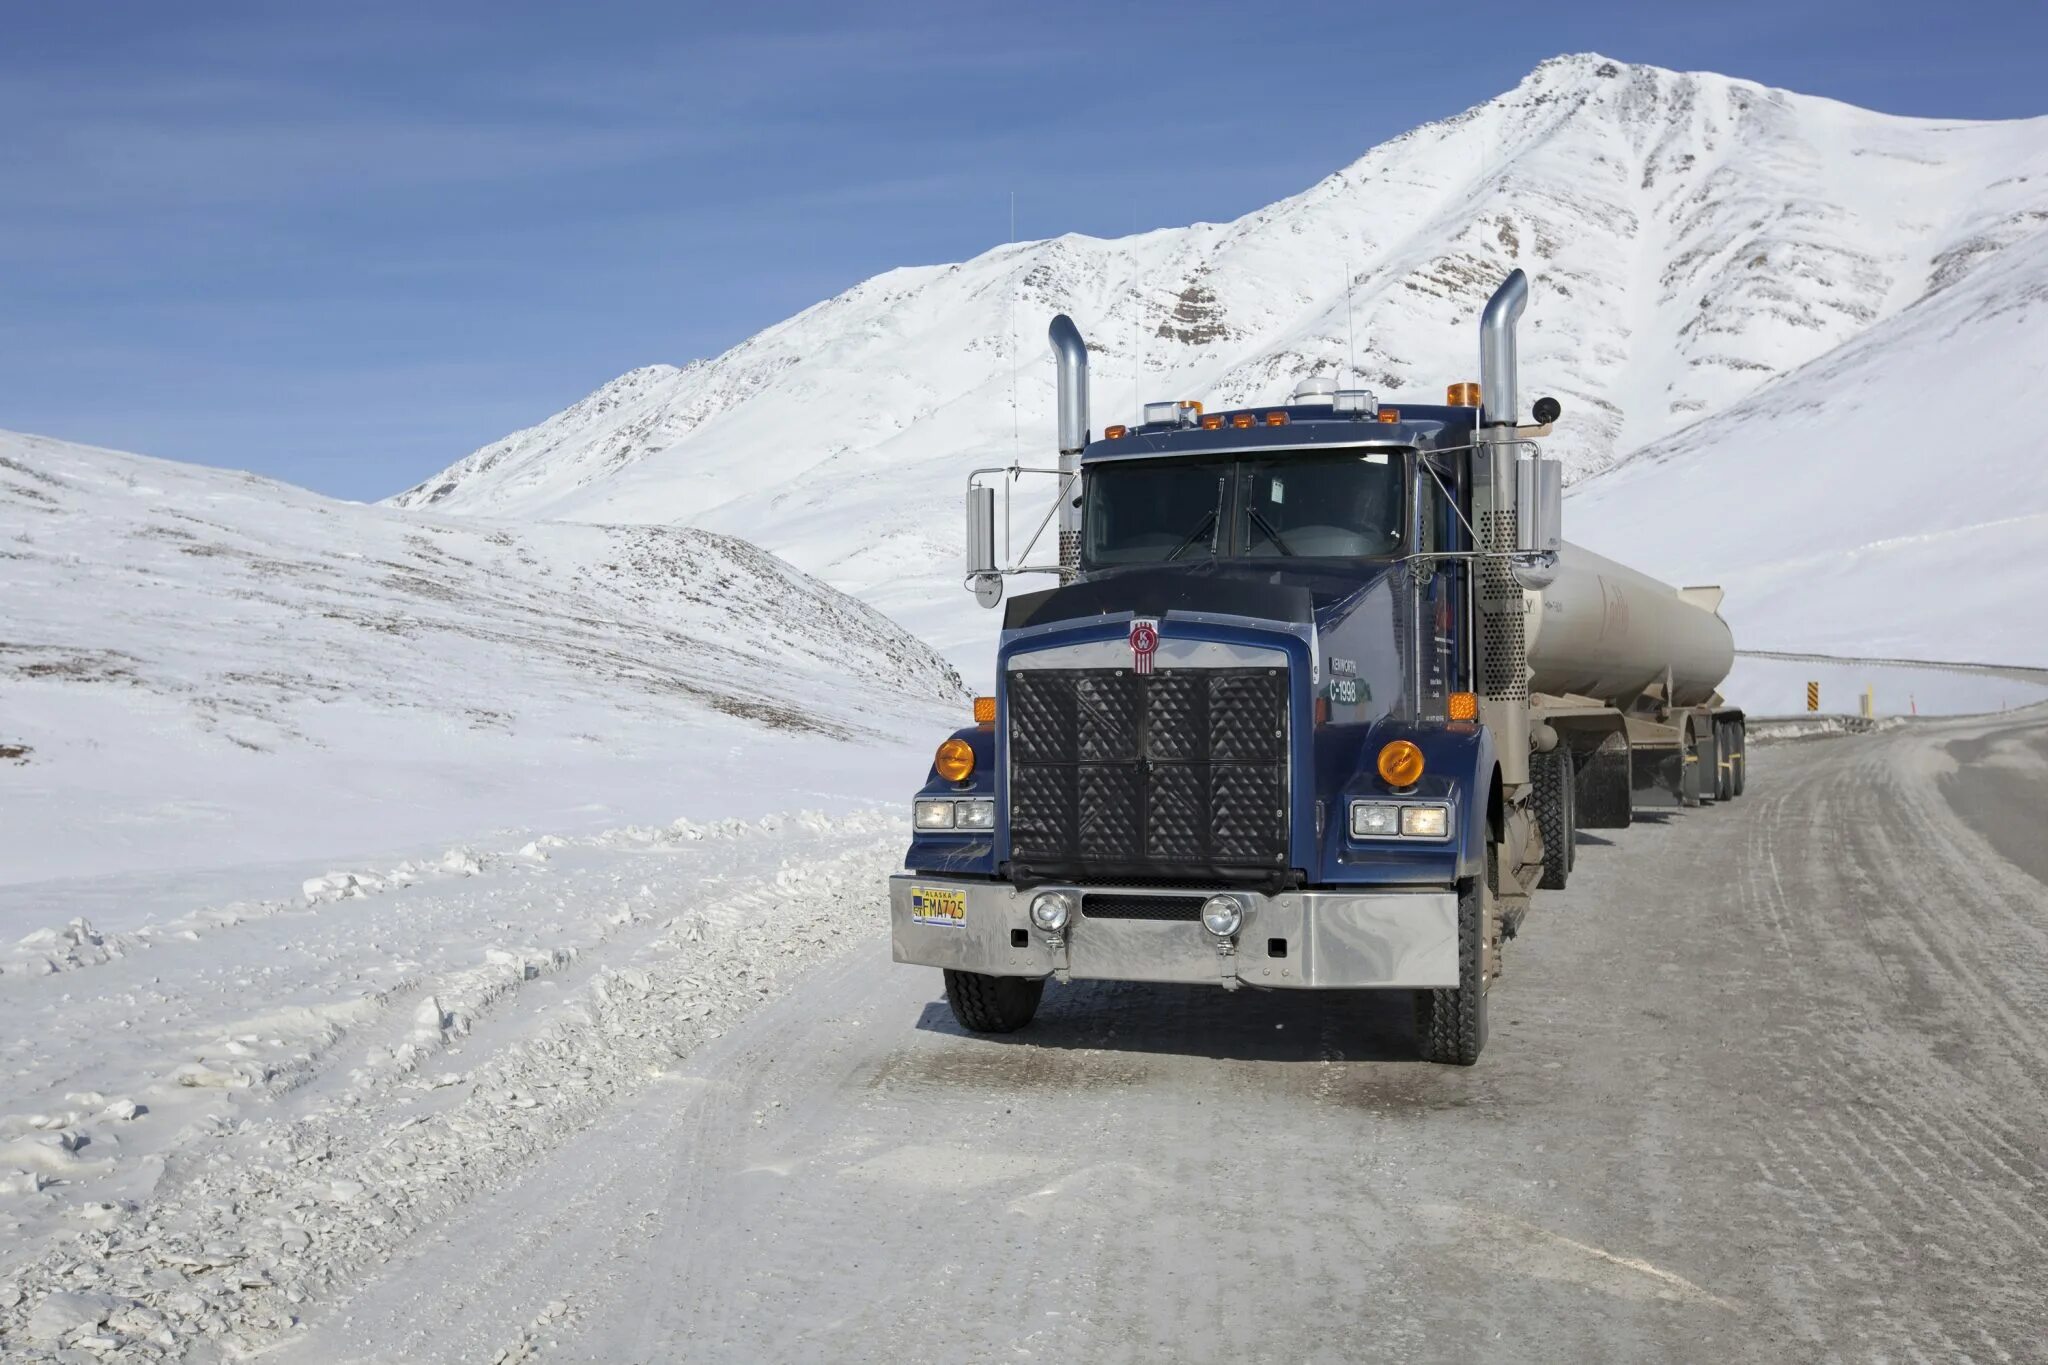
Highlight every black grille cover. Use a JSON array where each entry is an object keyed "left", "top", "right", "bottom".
[
  {"left": 1082, "top": 894, "right": 1204, "bottom": 921},
  {"left": 1008, "top": 667, "right": 1289, "bottom": 883}
]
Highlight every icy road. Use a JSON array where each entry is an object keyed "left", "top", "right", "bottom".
[{"left": 9, "top": 712, "right": 2048, "bottom": 1363}]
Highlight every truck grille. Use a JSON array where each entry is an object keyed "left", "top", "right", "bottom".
[
  {"left": 1081, "top": 893, "right": 1205, "bottom": 921},
  {"left": 1007, "top": 667, "right": 1289, "bottom": 880}
]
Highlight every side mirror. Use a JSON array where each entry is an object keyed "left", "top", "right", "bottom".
[
  {"left": 966, "top": 485, "right": 1003, "bottom": 608},
  {"left": 1515, "top": 456, "right": 1562, "bottom": 557}
]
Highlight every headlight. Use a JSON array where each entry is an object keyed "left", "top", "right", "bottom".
[
  {"left": 1349, "top": 799, "right": 1453, "bottom": 841},
  {"left": 1351, "top": 802, "right": 1398, "bottom": 837},
  {"left": 1400, "top": 805, "right": 1448, "bottom": 838},
  {"left": 1030, "top": 891, "right": 1073, "bottom": 931},
  {"left": 956, "top": 799, "right": 995, "bottom": 830},
  {"left": 1201, "top": 894, "right": 1242, "bottom": 937},
  {"left": 913, "top": 799, "right": 956, "bottom": 829}
]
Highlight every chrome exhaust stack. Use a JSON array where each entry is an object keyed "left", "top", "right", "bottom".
[
  {"left": 1048, "top": 315, "right": 1089, "bottom": 580},
  {"left": 1473, "top": 268, "right": 1544, "bottom": 786},
  {"left": 1478, "top": 268, "right": 1528, "bottom": 429}
]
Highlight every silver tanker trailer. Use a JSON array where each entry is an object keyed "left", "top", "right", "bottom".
[{"left": 892, "top": 269, "right": 1745, "bottom": 1064}]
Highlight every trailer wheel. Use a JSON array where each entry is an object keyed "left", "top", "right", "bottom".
[
  {"left": 942, "top": 970, "right": 1044, "bottom": 1033},
  {"left": 1414, "top": 844, "right": 1493, "bottom": 1066},
  {"left": 1731, "top": 721, "right": 1747, "bottom": 798},
  {"left": 1715, "top": 721, "right": 1736, "bottom": 802},
  {"left": 1533, "top": 747, "right": 1574, "bottom": 891}
]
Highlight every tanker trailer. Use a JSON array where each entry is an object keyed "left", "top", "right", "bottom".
[
  {"left": 1522, "top": 543, "right": 1746, "bottom": 885},
  {"left": 890, "top": 268, "right": 1746, "bottom": 1065}
]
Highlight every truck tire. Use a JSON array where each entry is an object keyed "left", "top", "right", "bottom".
[
  {"left": 1714, "top": 721, "right": 1735, "bottom": 802},
  {"left": 1732, "top": 722, "right": 1747, "bottom": 797},
  {"left": 1414, "top": 845, "right": 1493, "bottom": 1066},
  {"left": 1533, "top": 747, "right": 1574, "bottom": 891},
  {"left": 942, "top": 970, "right": 1044, "bottom": 1033}
]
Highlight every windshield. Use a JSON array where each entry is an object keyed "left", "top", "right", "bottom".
[
  {"left": 1237, "top": 451, "right": 1403, "bottom": 559},
  {"left": 1081, "top": 460, "right": 1233, "bottom": 567},
  {"left": 1081, "top": 448, "right": 1405, "bottom": 567}
]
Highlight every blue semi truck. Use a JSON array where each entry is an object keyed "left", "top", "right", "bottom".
[{"left": 889, "top": 271, "right": 1744, "bottom": 1064}]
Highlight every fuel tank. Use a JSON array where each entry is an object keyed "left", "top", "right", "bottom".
[{"left": 1524, "top": 543, "right": 1733, "bottom": 708}]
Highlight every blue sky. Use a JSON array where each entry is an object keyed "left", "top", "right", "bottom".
[{"left": 4, "top": 0, "right": 2044, "bottom": 502}]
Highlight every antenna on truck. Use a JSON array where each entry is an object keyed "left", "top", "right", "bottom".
[
  {"left": 1010, "top": 190, "right": 1019, "bottom": 458},
  {"left": 1345, "top": 254, "right": 1358, "bottom": 389}
]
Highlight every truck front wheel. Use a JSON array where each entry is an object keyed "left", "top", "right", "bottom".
[
  {"left": 942, "top": 970, "right": 1045, "bottom": 1033},
  {"left": 1533, "top": 747, "right": 1575, "bottom": 891},
  {"left": 1414, "top": 846, "right": 1494, "bottom": 1066}
]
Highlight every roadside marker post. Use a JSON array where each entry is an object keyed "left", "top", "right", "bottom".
[{"left": 1806, "top": 681, "right": 1820, "bottom": 712}]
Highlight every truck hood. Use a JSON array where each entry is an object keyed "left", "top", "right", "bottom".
[{"left": 1001, "top": 561, "right": 1390, "bottom": 636}]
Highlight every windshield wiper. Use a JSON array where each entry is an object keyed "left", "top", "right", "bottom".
[
  {"left": 1165, "top": 510, "right": 1216, "bottom": 562},
  {"left": 1246, "top": 507, "right": 1295, "bottom": 557},
  {"left": 1165, "top": 475, "right": 1228, "bottom": 562}
]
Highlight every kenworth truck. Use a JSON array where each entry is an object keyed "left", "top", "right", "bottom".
[{"left": 889, "top": 271, "right": 1745, "bottom": 1064}]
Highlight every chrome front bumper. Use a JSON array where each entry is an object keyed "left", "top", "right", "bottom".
[{"left": 888, "top": 875, "right": 1458, "bottom": 989}]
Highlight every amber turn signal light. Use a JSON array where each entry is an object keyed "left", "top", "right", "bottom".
[
  {"left": 1446, "top": 382, "right": 1481, "bottom": 407},
  {"left": 972, "top": 696, "right": 996, "bottom": 725},
  {"left": 1377, "top": 740, "right": 1424, "bottom": 788},
  {"left": 1447, "top": 691, "right": 1478, "bottom": 721},
  {"left": 935, "top": 737, "right": 975, "bottom": 783}
]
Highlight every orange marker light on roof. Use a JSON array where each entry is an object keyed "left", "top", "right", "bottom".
[
  {"left": 1104, "top": 424, "right": 1128, "bottom": 440},
  {"left": 1200, "top": 413, "right": 1224, "bottom": 430},
  {"left": 1377, "top": 408, "right": 1400, "bottom": 424},
  {"left": 1265, "top": 411, "right": 1289, "bottom": 426},
  {"left": 1446, "top": 382, "right": 1481, "bottom": 407},
  {"left": 1230, "top": 412, "right": 1256, "bottom": 429}
]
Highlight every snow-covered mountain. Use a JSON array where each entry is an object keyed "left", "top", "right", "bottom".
[
  {"left": 389, "top": 54, "right": 2048, "bottom": 663},
  {"left": 0, "top": 429, "right": 962, "bottom": 885},
  {"left": 1570, "top": 215, "right": 2048, "bottom": 669}
]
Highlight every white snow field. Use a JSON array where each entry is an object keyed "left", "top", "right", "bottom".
[
  {"left": 388, "top": 54, "right": 2048, "bottom": 669},
  {"left": 0, "top": 428, "right": 970, "bottom": 1359},
  {"left": 0, "top": 428, "right": 962, "bottom": 890}
]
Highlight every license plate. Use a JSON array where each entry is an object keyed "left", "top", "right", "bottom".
[{"left": 909, "top": 886, "right": 966, "bottom": 927}]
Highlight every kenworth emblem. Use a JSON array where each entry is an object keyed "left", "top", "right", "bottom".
[{"left": 1128, "top": 618, "right": 1159, "bottom": 674}]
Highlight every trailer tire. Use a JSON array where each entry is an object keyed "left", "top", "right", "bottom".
[
  {"left": 1414, "top": 845, "right": 1493, "bottom": 1066},
  {"left": 942, "top": 970, "right": 1044, "bottom": 1033},
  {"left": 1714, "top": 721, "right": 1736, "bottom": 802},
  {"left": 1533, "top": 747, "right": 1574, "bottom": 891}
]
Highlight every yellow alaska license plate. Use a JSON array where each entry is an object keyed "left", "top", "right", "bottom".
[{"left": 909, "top": 886, "right": 966, "bottom": 927}]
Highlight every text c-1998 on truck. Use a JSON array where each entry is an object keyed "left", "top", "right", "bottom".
[{"left": 889, "top": 271, "right": 1744, "bottom": 1065}]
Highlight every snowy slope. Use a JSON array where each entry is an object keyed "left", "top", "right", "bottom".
[
  {"left": 0, "top": 429, "right": 963, "bottom": 887},
  {"left": 1568, "top": 220, "right": 2048, "bottom": 671},
  {"left": 389, "top": 54, "right": 2048, "bottom": 661}
]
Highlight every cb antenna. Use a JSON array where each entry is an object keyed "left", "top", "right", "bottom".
[
  {"left": 1009, "top": 190, "right": 1019, "bottom": 457},
  {"left": 1345, "top": 253, "right": 1358, "bottom": 389}
]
